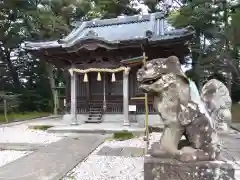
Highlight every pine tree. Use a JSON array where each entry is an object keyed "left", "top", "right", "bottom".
[{"left": 168, "top": 0, "right": 234, "bottom": 88}]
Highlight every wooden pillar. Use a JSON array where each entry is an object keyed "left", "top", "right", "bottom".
[
  {"left": 53, "top": 88, "right": 59, "bottom": 115},
  {"left": 86, "top": 74, "right": 90, "bottom": 107},
  {"left": 103, "top": 73, "right": 106, "bottom": 111},
  {"left": 64, "top": 70, "right": 70, "bottom": 112},
  {"left": 123, "top": 68, "right": 130, "bottom": 126},
  {"left": 70, "top": 70, "right": 77, "bottom": 125}
]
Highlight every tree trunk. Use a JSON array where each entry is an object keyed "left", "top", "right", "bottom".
[
  {"left": 223, "top": 0, "right": 232, "bottom": 93},
  {"left": 45, "top": 62, "right": 58, "bottom": 115},
  {"left": 4, "top": 50, "right": 21, "bottom": 92}
]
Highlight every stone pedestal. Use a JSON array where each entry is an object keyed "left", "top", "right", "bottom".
[{"left": 144, "top": 155, "right": 234, "bottom": 180}]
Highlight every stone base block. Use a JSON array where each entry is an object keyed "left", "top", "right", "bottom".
[{"left": 144, "top": 155, "right": 235, "bottom": 180}]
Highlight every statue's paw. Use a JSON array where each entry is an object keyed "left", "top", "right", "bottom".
[
  {"left": 176, "top": 146, "right": 214, "bottom": 162},
  {"left": 176, "top": 151, "right": 197, "bottom": 162},
  {"left": 148, "top": 146, "right": 175, "bottom": 158},
  {"left": 149, "top": 148, "right": 169, "bottom": 157},
  {"left": 176, "top": 146, "right": 197, "bottom": 162}
]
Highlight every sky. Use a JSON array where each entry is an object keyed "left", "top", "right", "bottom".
[{"left": 132, "top": 1, "right": 191, "bottom": 72}]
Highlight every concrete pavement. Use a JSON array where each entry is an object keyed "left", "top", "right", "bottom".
[{"left": 0, "top": 134, "right": 107, "bottom": 180}]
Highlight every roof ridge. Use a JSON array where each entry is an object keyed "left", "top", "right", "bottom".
[
  {"left": 72, "top": 12, "right": 164, "bottom": 28},
  {"left": 23, "top": 12, "right": 194, "bottom": 52},
  {"left": 59, "top": 12, "right": 164, "bottom": 44}
]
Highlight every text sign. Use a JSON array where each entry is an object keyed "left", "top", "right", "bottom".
[{"left": 129, "top": 105, "right": 136, "bottom": 112}]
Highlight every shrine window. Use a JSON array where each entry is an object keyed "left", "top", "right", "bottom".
[{"left": 107, "top": 72, "right": 123, "bottom": 95}]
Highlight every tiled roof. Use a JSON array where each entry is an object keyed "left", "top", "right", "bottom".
[{"left": 23, "top": 12, "right": 194, "bottom": 51}]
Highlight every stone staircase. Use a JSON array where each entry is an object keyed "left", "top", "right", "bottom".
[{"left": 85, "top": 105, "right": 104, "bottom": 123}]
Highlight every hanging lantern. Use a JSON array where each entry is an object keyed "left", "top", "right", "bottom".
[
  {"left": 111, "top": 72, "right": 116, "bottom": 82},
  {"left": 97, "top": 72, "right": 101, "bottom": 81},
  {"left": 83, "top": 73, "right": 88, "bottom": 82}
]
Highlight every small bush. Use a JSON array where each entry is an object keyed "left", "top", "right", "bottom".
[
  {"left": 30, "top": 125, "right": 54, "bottom": 131},
  {"left": 113, "top": 131, "right": 134, "bottom": 141}
]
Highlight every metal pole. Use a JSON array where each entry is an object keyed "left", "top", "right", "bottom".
[
  {"left": 143, "top": 52, "right": 149, "bottom": 153},
  {"left": 4, "top": 99, "right": 8, "bottom": 123},
  {"left": 53, "top": 89, "right": 58, "bottom": 115}
]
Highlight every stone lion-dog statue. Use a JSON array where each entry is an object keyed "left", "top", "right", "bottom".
[{"left": 137, "top": 56, "right": 232, "bottom": 162}]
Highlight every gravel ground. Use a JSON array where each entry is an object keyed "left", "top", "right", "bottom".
[
  {"left": 0, "top": 124, "right": 63, "bottom": 144},
  {"left": 0, "top": 121, "right": 239, "bottom": 180},
  {"left": 0, "top": 123, "right": 64, "bottom": 168},
  {"left": 63, "top": 133, "right": 162, "bottom": 180},
  {"left": 0, "top": 150, "right": 32, "bottom": 167},
  {"left": 63, "top": 130, "right": 240, "bottom": 180}
]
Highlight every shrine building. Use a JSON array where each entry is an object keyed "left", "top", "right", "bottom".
[{"left": 23, "top": 12, "right": 194, "bottom": 126}]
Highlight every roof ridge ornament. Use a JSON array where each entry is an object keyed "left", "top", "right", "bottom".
[{"left": 145, "top": 30, "right": 153, "bottom": 38}]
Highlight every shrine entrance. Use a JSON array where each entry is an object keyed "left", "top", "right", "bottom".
[
  {"left": 88, "top": 71, "right": 124, "bottom": 113},
  {"left": 88, "top": 72, "right": 104, "bottom": 107},
  {"left": 23, "top": 12, "right": 194, "bottom": 125}
]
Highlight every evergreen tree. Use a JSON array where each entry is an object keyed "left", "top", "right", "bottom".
[{"left": 168, "top": 0, "right": 233, "bottom": 88}]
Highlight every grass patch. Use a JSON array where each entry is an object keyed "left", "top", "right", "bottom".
[
  {"left": 113, "top": 131, "right": 134, "bottom": 141},
  {"left": 0, "top": 112, "right": 51, "bottom": 123},
  {"left": 30, "top": 125, "right": 54, "bottom": 131}
]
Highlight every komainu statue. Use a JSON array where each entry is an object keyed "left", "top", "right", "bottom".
[{"left": 137, "top": 56, "right": 232, "bottom": 162}]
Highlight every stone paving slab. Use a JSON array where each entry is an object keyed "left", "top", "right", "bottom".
[
  {"left": 221, "top": 133, "right": 240, "bottom": 171},
  {"left": 96, "top": 132, "right": 240, "bottom": 159},
  {"left": 47, "top": 122, "right": 145, "bottom": 134},
  {"left": 0, "top": 143, "right": 45, "bottom": 151},
  {"left": 97, "top": 146, "right": 144, "bottom": 157},
  {"left": 0, "top": 134, "right": 107, "bottom": 180}
]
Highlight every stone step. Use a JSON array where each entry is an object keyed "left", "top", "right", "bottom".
[
  {"left": 87, "top": 116, "right": 102, "bottom": 121},
  {"left": 88, "top": 118, "right": 101, "bottom": 121},
  {"left": 89, "top": 110, "right": 102, "bottom": 113},
  {"left": 85, "top": 120, "right": 102, "bottom": 123},
  {"left": 88, "top": 116, "right": 101, "bottom": 119},
  {"left": 88, "top": 114, "right": 100, "bottom": 116},
  {"left": 87, "top": 105, "right": 103, "bottom": 123},
  {"left": 47, "top": 124, "right": 145, "bottom": 134},
  {"left": 88, "top": 110, "right": 102, "bottom": 114},
  {"left": 89, "top": 107, "right": 102, "bottom": 109},
  {"left": 89, "top": 114, "right": 101, "bottom": 116},
  {"left": 87, "top": 118, "right": 101, "bottom": 121}
]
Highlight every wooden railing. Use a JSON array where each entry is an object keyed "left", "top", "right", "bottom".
[
  {"left": 64, "top": 96, "right": 157, "bottom": 114},
  {"left": 106, "top": 102, "right": 123, "bottom": 113}
]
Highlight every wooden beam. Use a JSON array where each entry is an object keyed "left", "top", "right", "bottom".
[{"left": 131, "top": 97, "right": 145, "bottom": 100}]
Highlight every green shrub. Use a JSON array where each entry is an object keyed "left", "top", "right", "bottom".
[
  {"left": 113, "top": 131, "right": 134, "bottom": 141},
  {"left": 30, "top": 125, "right": 54, "bottom": 130}
]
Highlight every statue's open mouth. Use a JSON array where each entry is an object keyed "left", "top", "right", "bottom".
[{"left": 140, "top": 76, "right": 161, "bottom": 85}]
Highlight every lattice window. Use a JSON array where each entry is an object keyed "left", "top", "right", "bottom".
[
  {"left": 90, "top": 72, "right": 103, "bottom": 95},
  {"left": 77, "top": 75, "right": 86, "bottom": 97},
  {"left": 108, "top": 72, "right": 123, "bottom": 95}
]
